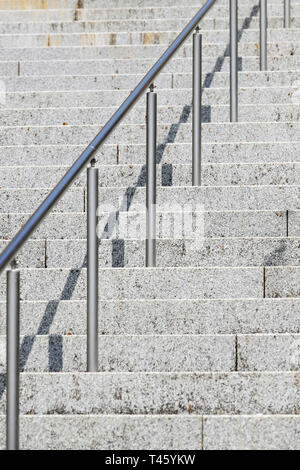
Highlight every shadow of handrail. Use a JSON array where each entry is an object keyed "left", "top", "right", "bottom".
[{"left": 0, "top": 3, "right": 259, "bottom": 397}]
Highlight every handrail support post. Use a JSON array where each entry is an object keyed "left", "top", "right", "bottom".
[
  {"left": 260, "top": 0, "right": 268, "bottom": 71},
  {"left": 6, "top": 259, "right": 20, "bottom": 451},
  {"left": 87, "top": 159, "right": 98, "bottom": 372},
  {"left": 230, "top": 0, "right": 238, "bottom": 122},
  {"left": 146, "top": 85, "right": 157, "bottom": 267},
  {"left": 192, "top": 28, "right": 202, "bottom": 185},
  {"left": 284, "top": 0, "right": 291, "bottom": 28}
]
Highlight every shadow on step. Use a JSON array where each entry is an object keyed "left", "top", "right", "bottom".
[{"left": 0, "top": 4, "right": 260, "bottom": 398}]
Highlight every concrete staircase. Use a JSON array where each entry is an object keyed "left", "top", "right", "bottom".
[{"left": 0, "top": 0, "right": 300, "bottom": 450}]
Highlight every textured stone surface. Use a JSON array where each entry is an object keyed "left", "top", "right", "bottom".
[
  {"left": 1, "top": 30, "right": 300, "bottom": 48},
  {"left": 118, "top": 142, "right": 300, "bottom": 165},
  {"left": 0, "top": 40, "right": 289, "bottom": 58},
  {"left": 0, "top": 103, "right": 299, "bottom": 127},
  {"left": 0, "top": 121, "right": 298, "bottom": 147},
  {"left": 0, "top": 188, "right": 84, "bottom": 213},
  {"left": 1, "top": 73, "right": 173, "bottom": 92},
  {"left": 1, "top": 186, "right": 298, "bottom": 217},
  {"left": 0, "top": 334, "right": 236, "bottom": 373},
  {"left": 45, "top": 238, "right": 300, "bottom": 268},
  {"left": 0, "top": 41, "right": 295, "bottom": 60},
  {"left": 0, "top": 144, "right": 114, "bottom": 166},
  {"left": 0, "top": 15, "right": 299, "bottom": 34},
  {"left": 0, "top": 6, "right": 297, "bottom": 23},
  {"left": 0, "top": 267, "right": 263, "bottom": 301},
  {"left": 3, "top": 163, "right": 299, "bottom": 189},
  {"left": 0, "top": 372, "right": 299, "bottom": 415},
  {"left": 1, "top": 414, "right": 300, "bottom": 450},
  {"left": 0, "top": 211, "right": 287, "bottom": 240},
  {"left": 203, "top": 416, "right": 300, "bottom": 450},
  {"left": 0, "top": 240, "right": 45, "bottom": 268},
  {"left": 0, "top": 3, "right": 295, "bottom": 21},
  {"left": 265, "top": 267, "right": 300, "bottom": 298},
  {"left": 0, "top": 142, "right": 299, "bottom": 168},
  {"left": 97, "top": 186, "right": 300, "bottom": 211},
  {"left": 20, "top": 56, "right": 299, "bottom": 76},
  {"left": 238, "top": 334, "right": 300, "bottom": 371},
  {"left": 0, "top": 0, "right": 285, "bottom": 8},
  {"left": 1, "top": 298, "right": 299, "bottom": 336},
  {"left": 175, "top": 70, "right": 300, "bottom": 89},
  {"left": 0, "top": 88, "right": 296, "bottom": 110},
  {"left": 0, "top": 415, "right": 203, "bottom": 450},
  {"left": 289, "top": 211, "right": 300, "bottom": 236}
]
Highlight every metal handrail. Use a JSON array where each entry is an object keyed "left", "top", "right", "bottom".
[{"left": 0, "top": 0, "right": 217, "bottom": 275}]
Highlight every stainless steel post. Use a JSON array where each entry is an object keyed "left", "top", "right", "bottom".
[
  {"left": 260, "top": 0, "right": 267, "bottom": 71},
  {"left": 230, "top": 0, "right": 238, "bottom": 122},
  {"left": 192, "top": 28, "right": 202, "bottom": 185},
  {"left": 146, "top": 85, "right": 157, "bottom": 267},
  {"left": 87, "top": 160, "right": 98, "bottom": 372},
  {"left": 284, "top": 0, "right": 291, "bottom": 28},
  {"left": 6, "top": 261, "right": 20, "bottom": 450}
]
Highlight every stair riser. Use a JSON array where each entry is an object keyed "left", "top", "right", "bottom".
[
  {"left": 0, "top": 415, "right": 204, "bottom": 450},
  {"left": 0, "top": 186, "right": 299, "bottom": 214},
  {"left": 95, "top": 186, "right": 300, "bottom": 212},
  {"left": 1, "top": 334, "right": 299, "bottom": 373},
  {"left": 0, "top": 414, "right": 298, "bottom": 450},
  {"left": 45, "top": 238, "right": 300, "bottom": 269},
  {"left": 1, "top": 299, "right": 300, "bottom": 336},
  {"left": 2, "top": 237, "right": 299, "bottom": 269},
  {"left": 0, "top": 188, "right": 84, "bottom": 213},
  {"left": 0, "top": 372, "right": 299, "bottom": 415},
  {"left": 0, "top": 335, "right": 236, "bottom": 373},
  {"left": 2, "top": 163, "right": 300, "bottom": 189},
  {"left": 0, "top": 16, "right": 299, "bottom": 34},
  {"left": 0, "top": 267, "right": 297, "bottom": 301},
  {"left": 19, "top": 56, "right": 299, "bottom": 76},
  {"left": 1, "top": 88, "right": 296, "bottom": 110},
  {"left": 1, "top": 105, "right": 299, "bottom": 126},
  {"left": 3, "top": 71, "right": 300, "bottom": 91},
  {"left": 0, "top": 42, "right": 298, "bottom": 61},
  {"left": 0, "top": 414, "right": 299, "bottom": 450},
  {"left": 0, "top": 6, "right": 295, "bottom": 23},
  {"left": 0, "top": 211, "right": 288, "bottom": 240},
  {"left": 0, "top": 267, "right": 264, "bottom": 301},
  {"left": 0, "top": 142, "right": 298, "bottom": 166},
  {"left": 1, "top": 30, "right": 300, "bottom": 48},
  {"left": 204, "top": 416, "right": 300, "bottom": 450},
  {"left": 0, "top": 121, "right": 298, "bottom": 145},
  {"left": 0, "top": 0, "right": 286, "bottom": 8},
  {"left": 238, "top": 335, "right": 300, "bottom": 371}
]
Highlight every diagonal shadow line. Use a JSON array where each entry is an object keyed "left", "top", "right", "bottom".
[
  {"left": 203, "top": 4, "right": 259, "bottom": 88},
  {"left": 0, "top": 3, "right": 259, "bottom": 397}
]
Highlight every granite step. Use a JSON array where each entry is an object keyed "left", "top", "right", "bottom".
[
  {"left": 0, "top": 372, "right": 299, "bottom": 415},
  {"left": 1, "top": 298, "right": 299, "bottom": 336},
  {"left": 0, "top": 142, "right": 297, "bottom": 167},
  {"left": 18, "top": 56, "right": 299, "bottom": 75},
  {"left": 0, "top": 210, "right": 289, "bottom": 240},
  {"left": 0, "top": 104, "right": 299, "bottom": 126},
  {"left": 1, "top": 163, "right": 299, "bottom": 189},
  {"left": 0, "top": 121, "right": 298, "bottom": 145},
  {"left": 0, "top": 28, "right": 299, "bottom": 48},
  {"left": 0, "top": 87, "right": 295, "bottom": 109},
  {"left": 0, "top": 42, "right": 297, "bottom": 61}
]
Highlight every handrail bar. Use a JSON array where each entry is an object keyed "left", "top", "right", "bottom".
[{"left": 0, "top": 0, "right": 217, "bottom": 274}]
